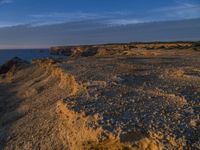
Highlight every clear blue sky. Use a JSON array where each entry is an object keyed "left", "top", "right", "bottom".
[{"left": 0, "top": 0, "right": 200, "bottom": 48}]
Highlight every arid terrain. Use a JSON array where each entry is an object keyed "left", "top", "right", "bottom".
[{"left": 0, "top": 42, "right": 200, "bottom": 150}]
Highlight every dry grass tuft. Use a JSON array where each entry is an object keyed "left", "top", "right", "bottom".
[
  {"left": 33, "top": 58, "right": 81, "bottom": 96},
  {"left": 56, "top": 100, "right": 163, "bottom": 150}
]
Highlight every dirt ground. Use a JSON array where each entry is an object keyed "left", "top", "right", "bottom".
[{"left": 0, "top": 46, "right": 200, "bottom": 150}]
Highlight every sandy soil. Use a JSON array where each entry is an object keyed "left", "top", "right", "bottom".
[{"left": 0, "top": 45, "right": 200, "bottom": 150}]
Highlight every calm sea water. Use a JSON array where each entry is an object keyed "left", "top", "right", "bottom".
[{"left": 0, "top": 49, "right": 56, "bottom": 65}]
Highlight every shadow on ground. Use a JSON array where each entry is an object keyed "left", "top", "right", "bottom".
[{"left": 0, "top": 83, "right": 24, "bottom": 150}]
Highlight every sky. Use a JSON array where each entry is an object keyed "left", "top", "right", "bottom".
[{"left": 0, "top": 0, "right": 200, "bottom": 48}]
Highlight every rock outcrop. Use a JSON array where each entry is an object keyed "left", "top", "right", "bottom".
[
  {"left": 0, "top": 57, "right": 29, "bottom": 74},
  {"left": 49, "top": 42, "right": 194, "bottom": 57}
]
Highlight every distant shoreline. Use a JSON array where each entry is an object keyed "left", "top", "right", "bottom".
[
  {"left": 0, "top": 41, "right": 199, "bottom": 50},
  {"left": 51, "top": 41, "right": 198, "bottom": 48}
]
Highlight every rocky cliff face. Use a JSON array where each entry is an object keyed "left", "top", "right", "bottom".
[
  {"left": 50, "top": 42, "right": 194, "bottom": 57},
  {"left": 0, "top": 57, "right": 29, "bottom": 74}
]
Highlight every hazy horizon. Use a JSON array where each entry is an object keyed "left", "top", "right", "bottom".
[{"left": 0, "top": 0, "right": 200, "bottom": 48}]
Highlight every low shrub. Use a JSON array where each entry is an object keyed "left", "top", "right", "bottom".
[{"left": 192, "top": 41, "right": 200, "bottom": 51}]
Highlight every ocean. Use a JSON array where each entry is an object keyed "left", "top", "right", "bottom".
[{"left": 0, "top": 49, "right": 57, "bottom": 65}]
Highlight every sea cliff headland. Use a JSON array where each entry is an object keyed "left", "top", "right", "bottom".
[{"left": 0, "top": 42, "right": 200, "bottom": 149}]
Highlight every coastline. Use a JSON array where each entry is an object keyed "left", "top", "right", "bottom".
[{"left": 0, "top": 42, "right": 200, "bottom": 149}]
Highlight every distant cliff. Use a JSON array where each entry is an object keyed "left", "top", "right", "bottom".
[{"left": 50, "top": 42, "right": 194, "bottom": 57}]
